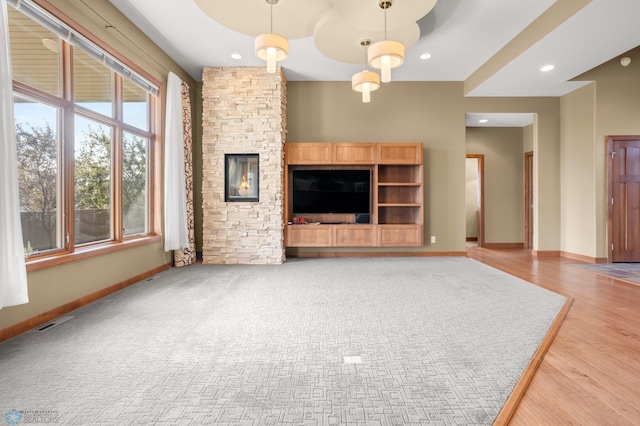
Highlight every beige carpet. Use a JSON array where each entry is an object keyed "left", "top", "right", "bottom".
[{"left": 0, "top": 257, "right": 566, "bottom": 425}]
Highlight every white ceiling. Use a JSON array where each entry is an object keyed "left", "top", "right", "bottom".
[{"left": 109, "top": 0, "right": 640, "bottom": 126}]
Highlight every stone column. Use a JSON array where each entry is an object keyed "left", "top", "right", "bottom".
[{"left": 201, "top": 67, "right": 286, "bottom": 264}]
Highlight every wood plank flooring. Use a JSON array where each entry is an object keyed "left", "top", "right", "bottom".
[{"left": 467, "top": 247, "right": 640, "bottom": 425}]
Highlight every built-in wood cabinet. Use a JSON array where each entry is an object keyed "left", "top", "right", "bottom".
[
  {"left": 285, "top": 142, "right": 423, "bottom": 248},
  {"left": 377, "top": 143, "right": 422, "bottom": 164},
  {"left": 286, "top": 143, "right": 332, "bottom": 164},
  {"left": 286, "top": 225, "right": 333, "bottom": 247},
  {"left": 286, "top": 143, "right": 376, "bottom": 165}
]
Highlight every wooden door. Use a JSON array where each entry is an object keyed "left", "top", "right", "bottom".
[
  {"left": 524, "top": 151, "right": 534, "bottom": 249},
  {"left": 609, "top": 137, "right": 640, "bottom": 262}
]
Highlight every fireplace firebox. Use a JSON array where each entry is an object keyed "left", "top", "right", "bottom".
[{"left": 225, "top": 154, "right": 259, "bottom": 202}]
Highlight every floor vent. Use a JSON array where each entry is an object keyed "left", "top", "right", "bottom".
[
  {"left": 36, "top": 316, "right": 74, "bottom": 332},
  {"left": 343, "top": 356, "right": 362, "bottom": 364}
]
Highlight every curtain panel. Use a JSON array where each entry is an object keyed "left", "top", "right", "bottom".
[
  {"left": 173, "top": 81, "right": 196, "bottom": 267},
  {"left": 163, "top": 72, "right": 189, "bottom": 252},
  {"left": 0, "top": 1, "right": 29, "bottom": 309}
]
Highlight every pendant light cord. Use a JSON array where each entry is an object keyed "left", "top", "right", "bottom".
[
  {"left": 384, "top": 6, "right": 387, "bottom": 41},
  {"left": 361, "top": 39, "right": 371, "bottom": 66}
]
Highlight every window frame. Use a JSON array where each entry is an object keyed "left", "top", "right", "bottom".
[{"left": 9, "top": 1, "right": 163, "bottom": 272}]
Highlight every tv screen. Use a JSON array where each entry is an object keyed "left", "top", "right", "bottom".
[{"left": 292, "top": 169, "right": 371, "bottom": 215}]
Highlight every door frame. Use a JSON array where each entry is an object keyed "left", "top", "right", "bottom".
[
  {"left": 606, "top": 135, "right": 640, "bottom": 262},
  {"left": 466, "top": 154, "right": 485, "bottom": 247},
  {"left": 524, "top": 151, "right": 534, "bottom": 249}
]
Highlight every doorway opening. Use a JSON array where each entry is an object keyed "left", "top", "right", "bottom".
[{"left": 466, "top": 154, "right": 484, "bottom": 248}]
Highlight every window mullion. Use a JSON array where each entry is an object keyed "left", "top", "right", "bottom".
[
  {"left": 113, "top": 74, "right": 124, "bottom": 242},
  {"left": 62, "top": 40, "right": 75, "bottom": 253}
]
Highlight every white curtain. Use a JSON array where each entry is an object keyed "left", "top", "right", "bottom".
[
  {"left": 163, "top": 72, "right": 189, "bottom": 251},
  {"left": 0, "top": 1, "right": 29, "bottom": 309}
]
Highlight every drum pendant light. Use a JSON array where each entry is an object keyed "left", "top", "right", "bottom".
[
  {"left": 368, "top": 0, "right": 404, "bottom": 83},
  {"left": 352, "top": 40, "right": 380, "bottom": 103},
  {"left": 254, "top": 0, "right": 288, "bottom": 73}
]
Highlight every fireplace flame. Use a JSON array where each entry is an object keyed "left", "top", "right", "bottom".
[{"left": 240, "top": 174, "right": 250, "bottom": 190}]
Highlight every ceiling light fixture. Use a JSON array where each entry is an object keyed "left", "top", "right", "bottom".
[
  {"left": 42, "top": 38, "right": 58, "bottom": 53},
  {"left": 479, "top": 119, "right": 488, "bottom": 123},
  {"left": 540, "top": 64, "right": 554, "bottom": 72},
  {"left": 368, "top": 0, "right": 404, "bottom": 83},
  {"left": 620, "top": 56, "right": 631, "bottom": 67},
  {"left": 420, "top": 53, "right": 431, "bottom": 60},
  {"left": 231, "top": 53, "right": 242, "bottom": 60},
  {"left": 352, "top": 40, "right": 381, "bottom": 103},
  {"left": 254, "top": 0, "right": 288, "bottom": 73}
]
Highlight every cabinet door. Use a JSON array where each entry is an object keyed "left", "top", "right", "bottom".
[
  {"left": 377, "top": 225, "right": 423, "bottom": 246},
  {"left": 333, "top": 143, "right": 376, "bottom": 164},
  {"left": 378, "top": 144, "right": 423, "bottom": 165},
  {"left": 335, "top": 225, "right": 376, "bottom": 246},
  {"left": 286, "top": 143, "right": 331, "bottom": 164},
  {"left": 286, "top": 225, "right": 333, "bottom": 247}
]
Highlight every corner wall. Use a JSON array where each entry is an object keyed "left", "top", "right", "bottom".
[
  {"left": 201, "top": 67, "right": 286, "bottom": 264},
  {"left": 560, "top": 83, "right": 597, "bottom": 259}
]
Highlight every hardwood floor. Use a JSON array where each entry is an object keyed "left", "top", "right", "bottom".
[{"left": 467, "top": 247, "right": 640, "bottom": 425}]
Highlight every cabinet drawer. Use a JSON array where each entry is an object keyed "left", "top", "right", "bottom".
[
  {"left": 286, "top": 143, "right": 331, "bottom": 164},
  {"left": 377, "top": 225, "right": 423, "bottom": 246},
  {"left": 335, "top": 225, "right": 376, "bottom": 246},
  {"left": 286, "top": 225, "right": 333, "bottom": 247},
  {"left": 334, "top": 144, "right": 376, "bottom": 164},
  {"left": 377, "top": 144, "right": 423, "bottom": 164}
]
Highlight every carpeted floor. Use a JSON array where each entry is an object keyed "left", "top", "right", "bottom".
[
  {"left": 571, "top": 262, "right": 640, "bottom": 285},
  {"left": 0, "top": 257, "right": 566, "bottom": 425}
]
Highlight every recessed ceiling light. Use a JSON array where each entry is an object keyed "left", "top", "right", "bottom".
[
  {"left": 540, "top": 64, "right": 554, "bottom": 72},
  {"left": 231, "top": 53, "right": 242, "bottom": 60},
  {"left": 479, "top": 119, "right": 488, "bottom": 123},
  {"left": 420, "top": 53, "right": 432, "bottom": 60},
  {"left": 42, "top": 38, "right": 58, "bottom": 53}
]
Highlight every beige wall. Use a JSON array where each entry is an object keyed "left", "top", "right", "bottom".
[
  {"left": 466, "top": 127, "right": 525, "bottom": 244},
  {"left": 569, "top": 46, "right": 640, "bottom": 259},
  {"left": 288, "top": 81, "right": 467, "bottom": 253},
  {"left": 560, "top": 84, "right": 597, "bottom": 258},
  {"left": 0, "top": 0, "right": 196, "bottom": 330}
]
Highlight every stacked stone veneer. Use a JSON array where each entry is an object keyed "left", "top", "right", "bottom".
[{"left": 201, "top": 67, "right": 286, "bottom": 264}]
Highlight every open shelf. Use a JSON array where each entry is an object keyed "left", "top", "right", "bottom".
[
  {"left": 378, "top": 206, "right": 422, "bottom": 224},
  {"left": 376, "top": 164, "right": 423, "bottom": 228}
]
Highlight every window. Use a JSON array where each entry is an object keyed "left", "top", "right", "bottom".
[
  {"left": 7, "top": 1, "right": 160, "bottom": 268},
  {"left": 14, "top": 95, "right": 63, "bottom": 254}
]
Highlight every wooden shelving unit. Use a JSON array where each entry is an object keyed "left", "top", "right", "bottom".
[
  {"left": 375, "top": 144, "right": 423, "bottom": 246},
  {"left": 285, "top": 142, "right": 423, "bottom": 247}
]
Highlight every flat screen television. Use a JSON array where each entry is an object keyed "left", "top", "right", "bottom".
[{"left": 292, "top": 169, "right": 371, "bottom": 215}]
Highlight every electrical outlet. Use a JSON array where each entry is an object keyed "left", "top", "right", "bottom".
[{"left": 431, "top": 236, "right": 436, "bottom": 244}]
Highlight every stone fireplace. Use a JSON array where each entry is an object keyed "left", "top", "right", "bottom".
[{"left": 201, "top": 67, "right": 286, "bottom": 264}]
